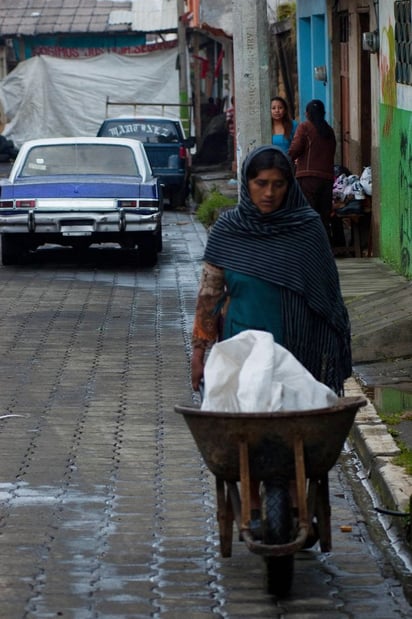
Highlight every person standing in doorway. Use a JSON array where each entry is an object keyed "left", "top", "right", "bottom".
[
  {"left": 288, "top": 99, "right": 336, "bottom": 239},
  {"left": 271, "top": 96, "right": 298, "bottom": 154}
]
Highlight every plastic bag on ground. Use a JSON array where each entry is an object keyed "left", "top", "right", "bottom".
[{"left": 201, "top": 329, "right": 339, "bottom": 412}]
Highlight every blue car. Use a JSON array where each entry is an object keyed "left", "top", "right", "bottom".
[
  {"left": 97, "top": 116, "right": 195, "bottom": 208},
  {"left": 0, "top": 137, "right": 163, "bottom": 265}
]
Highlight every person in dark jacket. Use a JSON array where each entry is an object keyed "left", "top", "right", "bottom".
[
  {"left": 0, "top": 135, "right": 19, "bottom": 162},
  {"left": 288, "top": 99, "right": 336, "bottom": 238}
]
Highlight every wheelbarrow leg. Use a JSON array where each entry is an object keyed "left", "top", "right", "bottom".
[
  {"left": 226, "top": 440, "right": 257, "bottom": 538},
  {"left": 315, "top": 474, "right": 332, "bottom": 552},
  {"left": 295, "top": 439, "right": 331, "bottom": 551},
  {"left": 216, "top": 478, "right": 234, "bottom": 557},
  {"left": 239, "top": 440, "right": 251, "bottom": 533},
  {"left": 293, "top": 435, "right": 308, "bottom": 528},
  {"left": 302, "top": 480, "right": 320, "bottom": 549}
]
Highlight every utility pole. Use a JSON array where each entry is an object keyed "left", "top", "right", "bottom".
[
  {"left": 232, "top": 0, "right": 272, "bottom": 170},
  {"left": 177, "top": 0, "right": 190, "bottom": 135}
]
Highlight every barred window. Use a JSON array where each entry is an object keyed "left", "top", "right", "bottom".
[{"left": 395, "top": 0, "right": 412, "bottom": 85}]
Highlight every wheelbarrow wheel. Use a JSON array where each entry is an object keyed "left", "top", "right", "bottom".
[{"left": 262, "top": 481, "right": 294, "bottom": 597}]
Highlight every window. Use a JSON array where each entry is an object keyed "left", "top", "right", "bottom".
[
  {"left": 102, "top": 120, "right": 180, "bottom": 143},
  {"left": 21, "top": 144, "right": 140, "bottom": 177},
  {"left": 395, "top": 0, "right": 412, "bottom": 85}
]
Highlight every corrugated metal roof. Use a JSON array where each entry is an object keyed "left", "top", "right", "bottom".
[
  {"left": 0, "top": 0, "right": 134, "bottom": 37},
  {"left": 0, "top": 0, "right": 282, "bottom": 39},
  {"left": 198, "top": 0, "right": 283, "bottom": 38},
  {"left": 109, "top": 10, "right": 133, "bottom": 27},
  {"left": 131, "top": 0, "right": 178, "bottom": 33}
]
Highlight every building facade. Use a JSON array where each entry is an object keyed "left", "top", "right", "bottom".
[{"left": 296, "top": 0, "right": 411, "bottom": 279}]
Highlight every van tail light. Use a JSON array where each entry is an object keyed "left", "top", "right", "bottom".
[
  {"left": 0, "top": 199, "right": 13, "bottom": 208},
  {"left": 16, "top": 199, "right": 36, "bottom": 208},
  {"left": 179, "top": 146, "right": 186, "bottom": 159}
]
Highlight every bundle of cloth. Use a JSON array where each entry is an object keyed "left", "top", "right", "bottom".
[{"left": 332, "top": 166, "right": 372, "bottom": 216}]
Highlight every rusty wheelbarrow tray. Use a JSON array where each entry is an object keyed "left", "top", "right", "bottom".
[{"left": 175, "top": 395, "right": 367, "bottom": 596}]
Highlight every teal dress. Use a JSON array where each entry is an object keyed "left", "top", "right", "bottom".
[
  {"left": 271, "top": 120, "right": 298, "bottom": 154},
  {"left": 221, "top": 269, "right": 283, "bottom": 344}
]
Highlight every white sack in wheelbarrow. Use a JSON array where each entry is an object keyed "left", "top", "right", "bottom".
[{"left": 201, "top": 329, "right": 339, "bottom": 412}]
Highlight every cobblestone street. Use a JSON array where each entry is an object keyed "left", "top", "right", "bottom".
[{"left": 0, "top": 210, "right": 411, "bottom": 618}]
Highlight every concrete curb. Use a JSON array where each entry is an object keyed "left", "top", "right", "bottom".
[{"left": 345, "top": 376, "right": 412, "bottom": 515}]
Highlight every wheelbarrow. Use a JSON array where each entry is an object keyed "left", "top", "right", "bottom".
[{"left": 175, "top": 395, "right": 367, "bottom": 597}]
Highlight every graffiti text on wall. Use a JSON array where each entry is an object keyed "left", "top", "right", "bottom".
[{"left": 398, "top": 127, "right": 412, "bottom": 275}]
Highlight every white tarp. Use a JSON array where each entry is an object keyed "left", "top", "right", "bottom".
[
  {"left": 201, "top": 330, "right": 339, "bottom": 413},
  {"left": 0, "top": 50, "right": 179, "bottom": 147}
]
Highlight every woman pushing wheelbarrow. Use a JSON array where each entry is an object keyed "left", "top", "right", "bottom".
[
  {"left": 177, "top": 146, "right": 365, "bottom": 596},
  {"left": 191, "top": 145, "right": 352, "bottom": 397}
]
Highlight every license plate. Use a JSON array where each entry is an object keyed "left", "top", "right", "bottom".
[{"left": 61, "top": 225, "right": 93, "bottom": 236}]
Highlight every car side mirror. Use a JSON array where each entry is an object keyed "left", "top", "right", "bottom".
[{"left": 184, "top": 137, "right": 196, "bottom": 149}]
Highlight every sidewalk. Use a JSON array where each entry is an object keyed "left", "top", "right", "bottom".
[{"left": 191, "top": 165, "right": 412, "bottom": 532}]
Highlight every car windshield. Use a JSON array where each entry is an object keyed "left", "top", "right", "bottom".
[
  {"left": 101, "top": 119, "right": 181, "bottom": 144},
  {"left": 19, "top": 144, "right": 141, "bottom": 178}
]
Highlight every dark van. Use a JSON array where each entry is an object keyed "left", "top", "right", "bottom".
[{"left": 97, "top": 116, "right": 195, "bottom": 208}]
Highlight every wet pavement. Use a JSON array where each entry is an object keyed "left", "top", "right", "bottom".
[{"left": 0, "top": 210, "right": 412, "bottom": 617}]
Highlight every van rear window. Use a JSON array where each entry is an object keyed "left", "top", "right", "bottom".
[{"left": 101, "top": 120, "right": 180, "bottom": 144}]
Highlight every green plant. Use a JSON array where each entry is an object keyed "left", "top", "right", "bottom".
[
  {"left": 195, "top": 190, "right": 237, "bottom": 228},
  {"left": 379, "top": 409, "right": 412, "bottom": 475},
  {"left": 277, "top": 2, "right": 296, "bottom": 24}
]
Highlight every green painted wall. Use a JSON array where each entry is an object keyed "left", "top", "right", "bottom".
[
  {"left": 374, "top": 386, "right": 412, "bottom": 415},
  {"left": 380, "top": 103, "right": 412, "bottom": 278}
]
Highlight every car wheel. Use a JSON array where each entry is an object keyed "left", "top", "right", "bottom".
[
  {"left": 138, "top": 237, "right": 158, "bottom": 267},
  {"left": 156, "top": 225, "right": 163, "bottom": 252},
  {"left": 169, "top": 186, "right": 187, "bottom": 209},
  {"left": 1, "top": 234, "right": 27, "bottom": 266}
]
